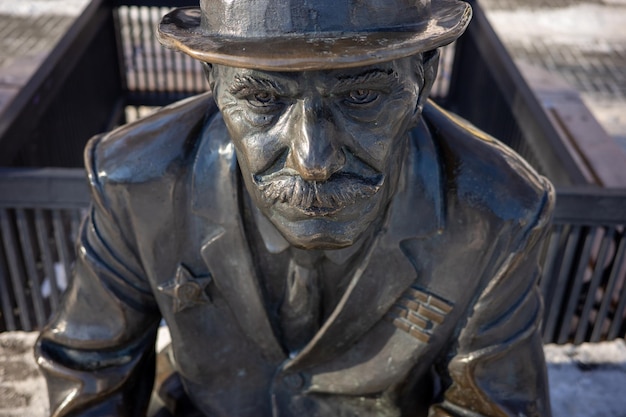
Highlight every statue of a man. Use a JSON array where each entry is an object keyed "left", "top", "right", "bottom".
[{"left": 36, "top": 1, "right": 554, "bottom": 416}]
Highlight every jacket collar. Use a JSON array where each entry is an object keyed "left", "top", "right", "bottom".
[{"left": 191, "top": 108, "right": 445, "bottom": 365}]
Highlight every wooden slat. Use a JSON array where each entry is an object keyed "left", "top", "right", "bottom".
[
  {"left": 0, "top": 245, "right": 17, "bottom": 331},
  {"left": 543, "top": 226, "right": 582, "bottom": 342},
  {"left": 52, "top": 210, "right": 73, "bottom": 297},
  {"left": 34, "top": 209, "right": 60, "bottom": 311},
  {"left": 0, "top": 209, "right": 32, "bottom": 330},
  {"left": 574, "top": 227, "right": 617, "bottom": 343},
  {"left": 15, "top": 209, "right": 47, "bottom": 328},
  {"left": 557, "top": 227, "right": 597, "bottom": 343},
  {"left": 554, "top": 188, "right": 626, "bottom": 226},
  {"left": 602, "top": 236, "right": 626, "bottom": 341},
  {"left": 0, "top": 168, "right": 89, "bottom": 209}
]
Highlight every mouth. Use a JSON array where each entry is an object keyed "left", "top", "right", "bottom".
[{"left": 254, "top": 169, "right": 383, "bottom": 217}]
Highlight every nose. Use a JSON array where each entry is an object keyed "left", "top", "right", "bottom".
[{"left": 287, "top": 99, "right": 346, "bottom": 182}]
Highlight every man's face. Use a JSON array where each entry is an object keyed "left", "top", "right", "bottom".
[{"left": 210, "top": 56, "right": 429, "bottom": 249}]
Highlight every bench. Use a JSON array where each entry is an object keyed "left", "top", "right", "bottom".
[{"left": 0, "top": 0, "right": 624, "bottom": 345}]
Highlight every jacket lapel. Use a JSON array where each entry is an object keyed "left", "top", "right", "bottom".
[
  {"left": 286, "top": 119, "right": 446, "bottom": 370},
  {"left": 192, "top": 113, "right": 285, "bottom": 363}
]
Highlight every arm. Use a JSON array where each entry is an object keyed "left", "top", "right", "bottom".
[
  {"left": 430, "top": 182, "right": 555, "bottom": 417},
  {"left": 35, "top": 137, "right": 161, "bottom": 417}
]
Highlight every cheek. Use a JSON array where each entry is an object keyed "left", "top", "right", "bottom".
[
  {"left": 342, "top": 95, "right": 416, "bottom": 168},
  {"left": 221, "top": 107, "right": 286, "bottom": 175}
]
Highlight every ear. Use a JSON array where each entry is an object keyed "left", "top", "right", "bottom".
[{"left": 415, "top": 49, "right": 440, "bottom": 116}]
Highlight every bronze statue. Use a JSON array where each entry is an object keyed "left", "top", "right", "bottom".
[{"left": 35, "top": 0, "right": 554, "bottom": 416}]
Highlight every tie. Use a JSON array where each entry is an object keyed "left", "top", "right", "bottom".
[{"left": 279, "top": 256, "right": 322, "bottom": 352}]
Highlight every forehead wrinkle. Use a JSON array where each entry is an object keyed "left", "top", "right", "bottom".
[{"left": 331, "top": 68, "right": 399, "bottom": 92}]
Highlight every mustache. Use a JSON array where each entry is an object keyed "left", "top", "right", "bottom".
[{"left": 255, "top": 170, "right": 383, "bottom": 215}]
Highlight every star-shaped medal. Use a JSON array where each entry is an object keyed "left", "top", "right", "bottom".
[{"left": 157, "top": 264, "right": 213, "bottom": 313}]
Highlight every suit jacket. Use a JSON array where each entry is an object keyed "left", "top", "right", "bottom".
[{"left": 36, "top": 92, "right": 554, "bottom": 417}]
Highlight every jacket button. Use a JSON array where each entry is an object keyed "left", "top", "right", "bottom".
[{"left": 282, "top": 372, "right": 305, "bottom": 390}]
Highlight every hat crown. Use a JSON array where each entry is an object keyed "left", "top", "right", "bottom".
[
  {"left": 200, "top": 0, "right": 432, "bottom": 37},
  {"left": 157, "top": 0, "right": 471, "bottom": 70}
]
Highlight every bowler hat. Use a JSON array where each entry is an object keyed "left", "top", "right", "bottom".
[{"left": 157, "top": 0, "right": 471, "bottom": 71}]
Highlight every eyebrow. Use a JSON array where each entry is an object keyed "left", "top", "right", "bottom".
[
  {"left": 228, "top": 74, "right": 289, "bottom": 97},
  {"left": 226, "top": 68, "right": 400, "bottom": 98},
  {"left": 332, "top": 68, "right": 398, "bottom": 91}
]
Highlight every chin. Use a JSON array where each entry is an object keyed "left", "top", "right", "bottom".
[
  {"left": 270, "top": 215, "right": 370, "bottom": 250},
  {"left": 289, "top": 237, "right": 354, "bottom": 251},
  {"left": 267, "top": 201, "right": 388, "bottom": 250}
]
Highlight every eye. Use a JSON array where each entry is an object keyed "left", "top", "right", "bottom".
[
  {"left": 247, "top": 91, "right": 279, "bottom": 107},
  {"left": 345, "top": 89, "right": 379, "bottom": 105},
  {"left": 252, "top": 91, "right": 274, "bottom": 104}
]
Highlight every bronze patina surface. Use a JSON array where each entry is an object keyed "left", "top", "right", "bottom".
[{"left": 36, "top": 1, "right": 554, "bottom": 416}]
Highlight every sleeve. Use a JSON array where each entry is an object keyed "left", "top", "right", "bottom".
[
  {"left": 34, "top": 135, "right": 162, "bottom": 417},
  {"left": 429, "top": 180, "right": 555, "bottom": 417}
]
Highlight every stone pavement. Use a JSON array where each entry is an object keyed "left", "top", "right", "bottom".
[
  {"left": 0, "top": 0, "right": 87, "bottom": 73},
  {"left": 2, "top": 331, "right": 626, "bottom": 417},
  {"left": 0, "top": 333, "right": 47, "bottom": 417},
  {"left": 0, "top": 0, "right": 89, "bottom": 133},
  {"left": 480, "top": 0, "right": 626, "bottom": 153},
  {"left": 546, "top": 341, "right": 626, "bottom": 417}
]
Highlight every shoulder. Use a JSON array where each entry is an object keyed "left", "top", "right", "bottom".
[
  {"left": 421, "top": 100, "right": 554, "bottom": 234},
  {"left": 85, "top": 92, "right": 218, "bottom": 188}
]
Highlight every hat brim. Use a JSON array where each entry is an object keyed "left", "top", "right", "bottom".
[{"left": 157, "top": 0, "right": 472, "bottom": 71}]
